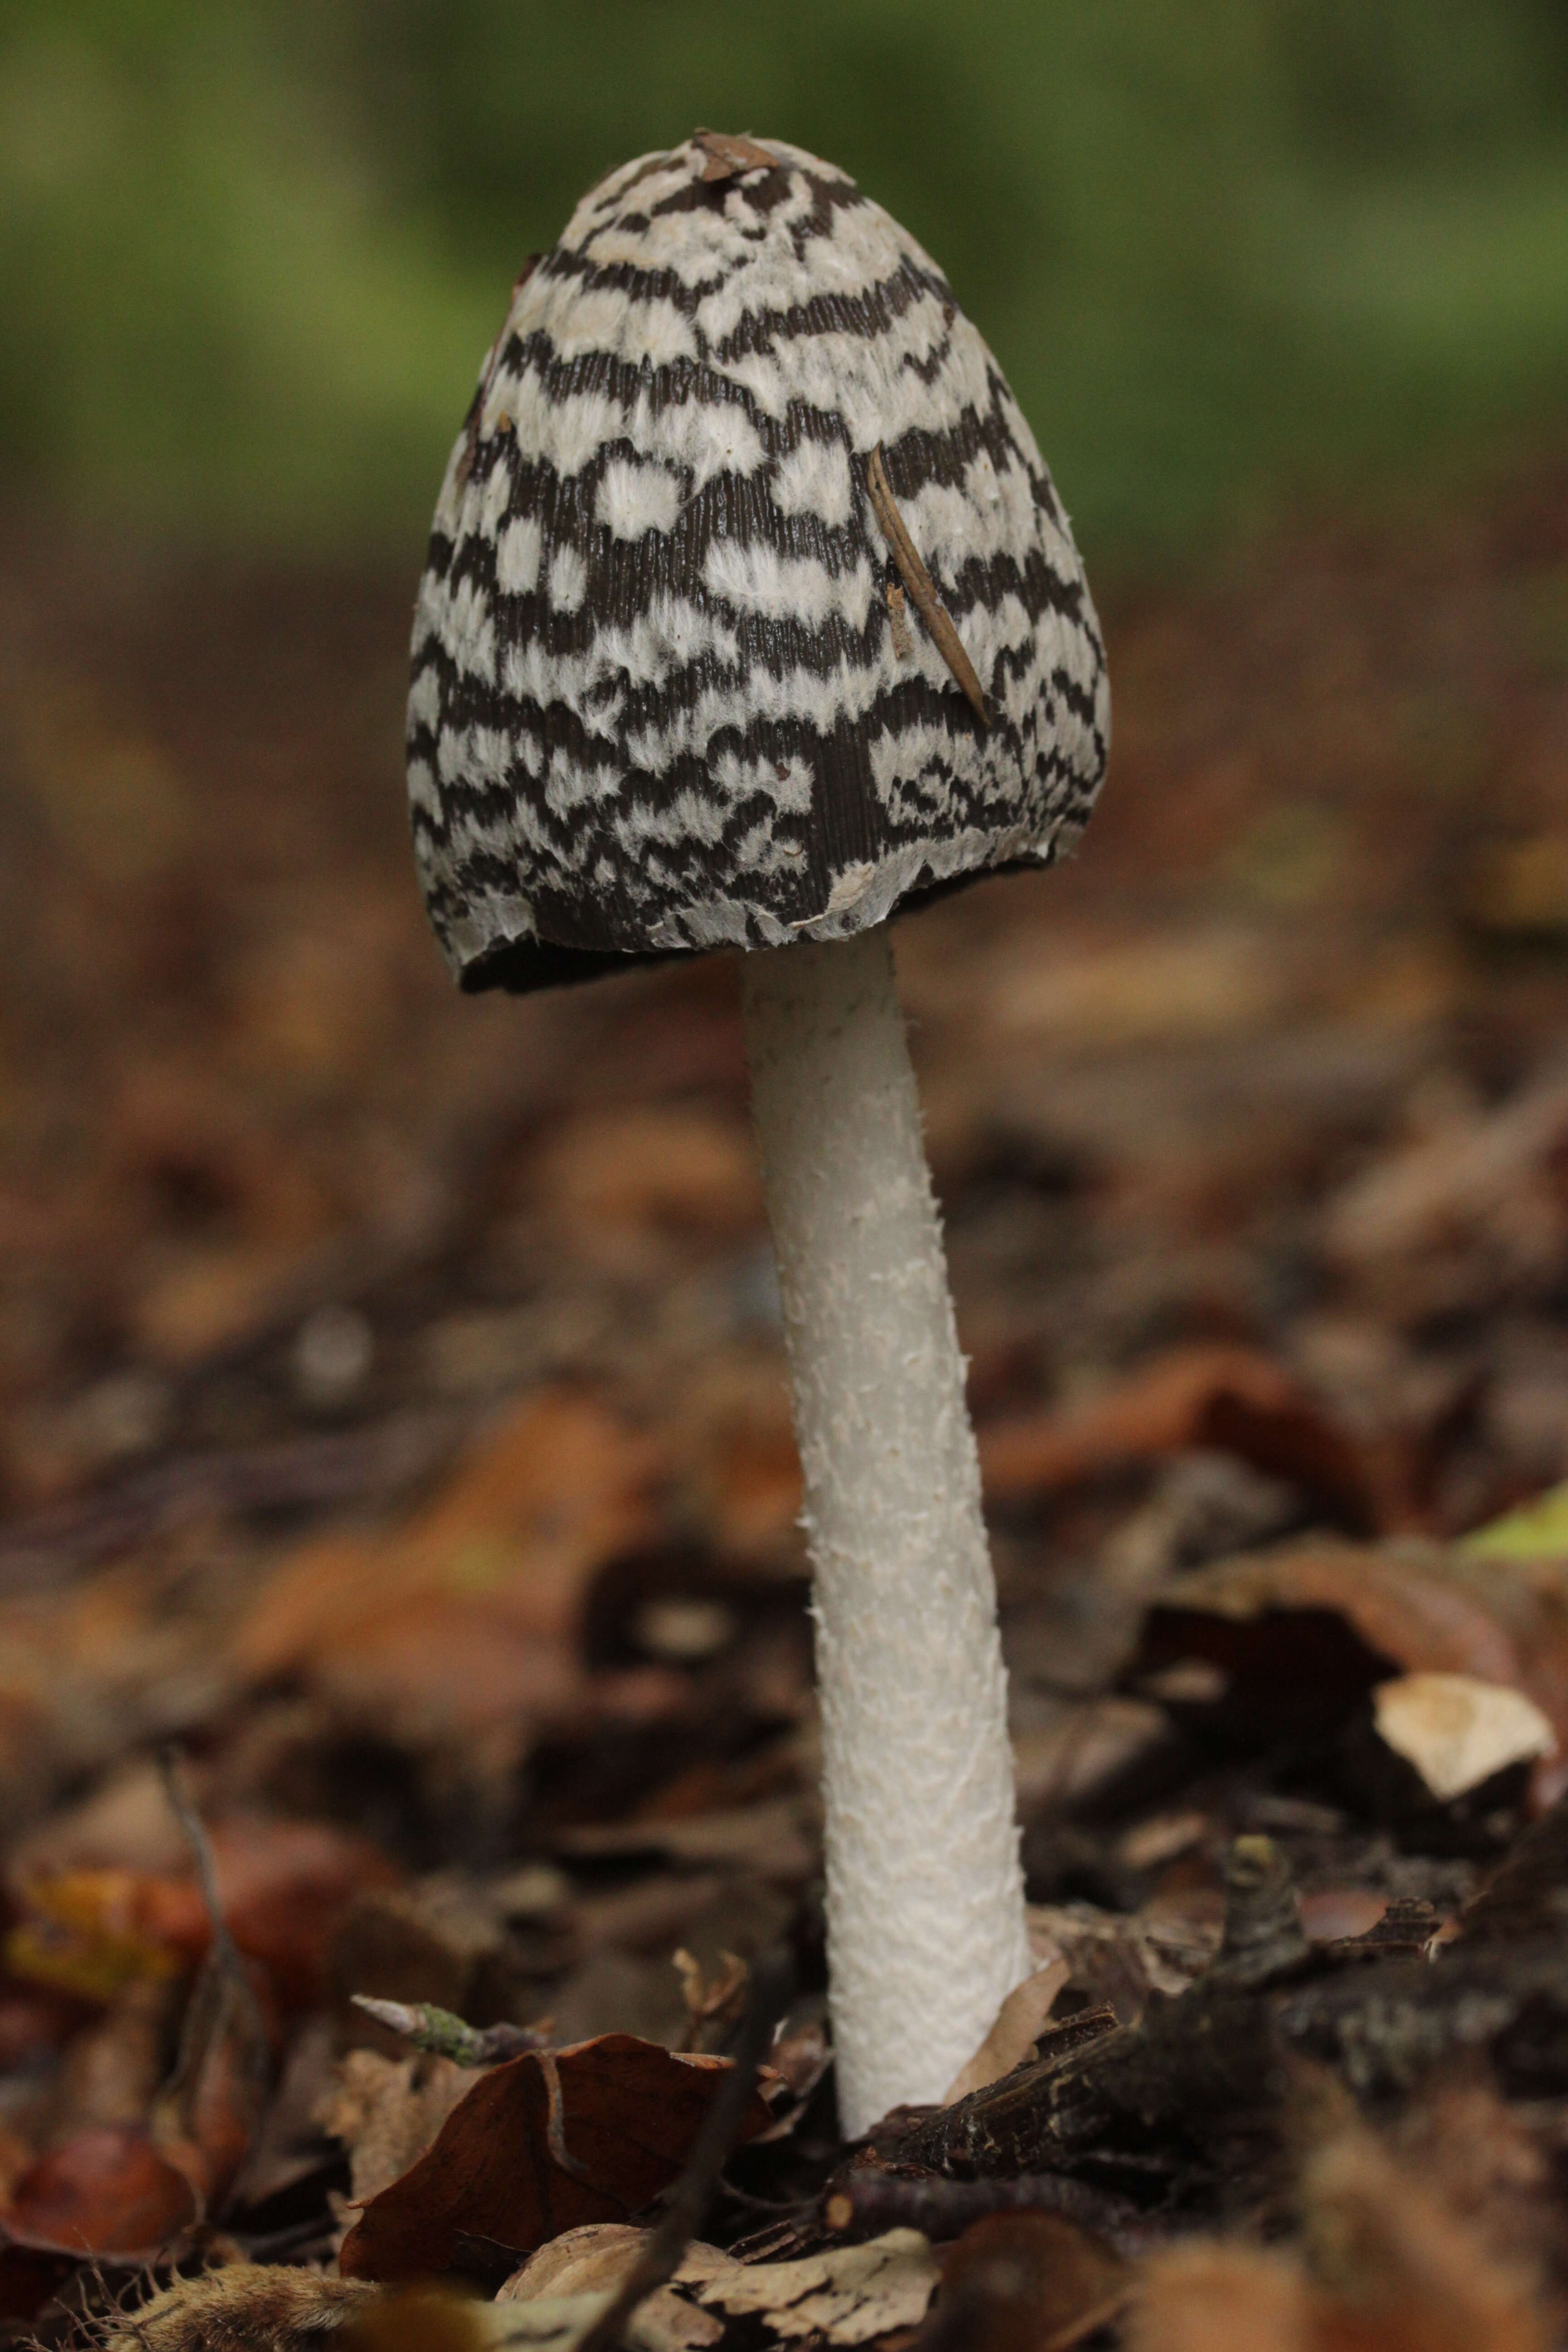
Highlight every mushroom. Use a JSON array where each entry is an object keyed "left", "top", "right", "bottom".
[{"left": 407, "top": 133, "right": 1109, "bottom": 2134}]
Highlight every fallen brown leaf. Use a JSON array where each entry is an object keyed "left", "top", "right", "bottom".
[
  {"left": 980, "top": 1345, "right": 1404, "bottom": 1534},
  {"left": 1300, "top": 2109, "right": 1548, "bottom": 2352},
  {"left": 9, "top": 1815, "right": 397, "bottom": 2009},
  {"left": 688, "top": 2229, "right": 938, "bottom": 2343},
  {"left": 1, "top": 2120, "right": 197, "bottom": 2259},
  {"left": 232, "top": 1393, "right": 665, "bottom": 1737},
  {"left": 941, "top": 2210, "right": 1129, "bottom": 2352},
  {"left": 323, "top": 2047, "right": 475, "bottom": 2205},
  {"left": 942, "top": 1960, "right": 1069, "bottom": 2104},
  {"left": 1372, "top": 1672, "right": 1555, "bottom": 1802},
  {"left": 1135, "top": 1537, "right": 1568, "bottom": 1797},
  {"left": 338, "top": 2034, "right": 769, "bottom": 2283},
  {"left": 1126, "top": 2241, "right": 1309, "bottom": 2352}
]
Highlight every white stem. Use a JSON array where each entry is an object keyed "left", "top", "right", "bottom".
[{"left": 741, "top": 924, "right": 1030, "bottom": 2136}]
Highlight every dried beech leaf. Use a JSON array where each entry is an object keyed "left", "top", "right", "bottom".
[
  {"left": 232, "top": 1394, "right": 664, "bottom": 1737},
  {"left": 1136, "top": 1537, "right": 1568, "bottom": 1792},
  {"left": 9, "top": 1816, "right": 395, "bottom": 2009},
  {"left": 1, "top": 2120, "right": 197, "bottom": 2259},
  {"left": 943, "top": 1959, "right": 1069, "bottom": 2103},
  {"left": 500, "top": 2222, "right": 651, "bottom": 2301},
  {"left": 321, "top": 2048, "right": 474, "bottom": 2205},
  {"left": 1126, "top": 2241, "right": 1309, "bottom": 2352},
  {"left": 470, "top": 2288, "right": 715, "bottom": 2352},
  {"left": 693, "top": 2229, "right": 939, "bottom": 2343},
  {"left": 942, "top": 2211, "right": 1129, "bottom": 2351},
  {"left": 1372, "top": 1672, "right": 1556, "bottom": 1801},
  {"left": 338, "top": 2034, "right": 767, "bottom": 2283},
  {"left": 1300, "top": 2115, "right": 1549, "bottom": 2352},
  {"left": 980, "top": 1343, "right": 1400, "bottom": 1533}
]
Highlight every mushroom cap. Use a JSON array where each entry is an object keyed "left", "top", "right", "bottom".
[{"left": 408, "top": 135, "right": 1110, "bottom": 993}]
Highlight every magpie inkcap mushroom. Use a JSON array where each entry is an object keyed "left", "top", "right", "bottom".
[{"left": 407, "top": 132, "right": 1110, "bottom": 2134}]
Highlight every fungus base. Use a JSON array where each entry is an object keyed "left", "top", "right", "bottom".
[{"left": 741, "top": 926, "right": 1031, "bottom": 2135}]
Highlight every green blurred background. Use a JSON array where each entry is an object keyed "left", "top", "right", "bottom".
[{"left": 4, "top": 0, "right": 1568, "bottom": 565}]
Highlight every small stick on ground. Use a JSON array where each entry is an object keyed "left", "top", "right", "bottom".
[
  {"left": 822, "top": 2167, "right": 1158, "bottom": 2257},
  {"left": 350, "top": 1995, "right": 550, "bottom": 2067},
  {"left": 866, "top": 444, "right": 989, "bottom": 728},
  {"left": 155, "top": 1746, "right": 270, "bottom": 2202},
  {"left": 572, "top": 1947, "right": 796, "bottom": 2352}
]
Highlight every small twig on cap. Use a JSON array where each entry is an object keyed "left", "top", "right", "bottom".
[
  {"left": 571, "top": 1946, "right": 796, "bottom": 2352},
  {"left": 350, "top": 1994, "right": 551, "bottom": 2067},
  {"left": 866, "top": 444, "right": 989, "bottom": 729},
  {"left": 695, "top": 130, "right": 779, "bottom": 181},
  {"left": 886, "top": 582, "right": 914, "bottom": 661}
]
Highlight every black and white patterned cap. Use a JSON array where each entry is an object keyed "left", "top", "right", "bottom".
[{"left": 408, "top": 133, "right": 1110, "bottom": 993}]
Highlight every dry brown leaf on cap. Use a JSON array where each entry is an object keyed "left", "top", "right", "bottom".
[
  {"left": 1372, "top": 1672, "right": 1556, "bottom": 1802},
  {"left": 338, "top": 2034, "right": 769, "bottom": 2283},
  {"left": 979, "top": 1343, "right": 1405, "bottom": 1535},
  {"left": 942, "top": 1959, "right": 1069, "bottom": 2103}
]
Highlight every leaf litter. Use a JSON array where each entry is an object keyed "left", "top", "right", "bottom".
[{"left": 7, "top": 467, "right": 1568, "bottom": 2342}]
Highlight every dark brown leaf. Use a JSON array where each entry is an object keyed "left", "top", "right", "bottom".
[
  {"left": 980, "top": 1346, "right": 1405, "bottom": 1534},
  {"left": 338, "top": 2034, "right": 769, "bottom": 2284}
]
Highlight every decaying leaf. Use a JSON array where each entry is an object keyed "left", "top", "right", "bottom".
[
  {"left": 8, "top": 1815, "right": 395, "bottom": 2008},
  {"left": 231, "top": 1394, "right": 665, "bottom": 1737},
  {"left": 501, "top": 2224, "right": 651, "bottom": 2301},
  {"left": 321, "top": 2047, "right": 473, "bottom": 2205},
  {"left": 1299, "top": 2108, "right": 1550, "bottom": 2352},
  {"left": 941, "top": 2210, "right": 1130, "bottom": 2352},
  {"left": 979, "top": 1344, "right": 1397, "bottom": 1532},
  {"left": 1372, "top": 1672, "right": 1556, "bottom": 1802},
  {"left": 1125, "top": 2242, "right": 1309, "bottom": 2352},
  {"left": 1134, "top": 1536, "right": 1568, "bottom": 1794},
  {"left": 690, "top": 2229, "right": 938, "bottom": 2344},
  {"left": 1, "top": 2121, "right": 198, "bottom": 2259},
  {"left": 338, "top": 2035, "right": 768, "bottom": 2282},
  {"left": 498, "top": 2226, "right": 723, "bottom": 2352},
  {"left": 943, "top": 1960, "right": 1070, "bottom": 2103}
]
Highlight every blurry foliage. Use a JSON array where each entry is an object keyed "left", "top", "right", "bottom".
[{"left": 2, "top": 0, "right": 1568, "bottom": 559}]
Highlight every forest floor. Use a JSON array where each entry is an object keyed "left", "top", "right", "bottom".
[{"left": 3, "top": 456, "right": 1568, "bottom": 2346}]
